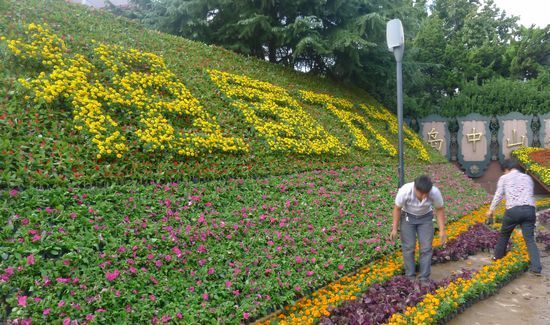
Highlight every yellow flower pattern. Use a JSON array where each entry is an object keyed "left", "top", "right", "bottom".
[
  {"left": 300, "top": 90, "right": 397, "bottom": 156},
  {"left": 209, "top": 70, "right": 345, "bottom": 155},
  {"left": 360, "top": 103, "right": 431, "bottom": 161},
  {"left": 7, "top": 23, "right": 248, "bottom": 158}
]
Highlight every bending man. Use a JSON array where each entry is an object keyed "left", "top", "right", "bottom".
[{"left": 390, "top": 175, "right": 446, "bottom": 281}]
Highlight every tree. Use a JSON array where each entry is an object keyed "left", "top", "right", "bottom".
[{"left": 507, "top": 26, "right": 550, "bottom": 80}]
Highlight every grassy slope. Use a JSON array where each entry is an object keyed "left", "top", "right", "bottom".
[
  {"left": 0, "top": 0, "right": 443, "bottom": 187},
  {"left": 0, "top": 0, "right": 489, "bottom": 323}
]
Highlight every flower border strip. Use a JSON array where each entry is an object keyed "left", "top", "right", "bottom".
[
  {"left": 386, "top": 230, "right": 529, "bottom": 325},
  {"left": 254, "top": 203, "right": 502, "bottom": 324},
  {"left": 255, "top": 198, "right": 550, "bottom": 324},
  {"left": 386, "top": 198, "right": 550, "bottom": 325}
]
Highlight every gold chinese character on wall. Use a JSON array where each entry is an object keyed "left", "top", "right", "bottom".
[
  {"left": 466, "top": 127, "right": 483, "bottom": 152},
  {"left": 427, "top": 128, "right": 444, "bottom": 151},
  {"left": 506, "top": 129, "right": 526, "bottom": 148}
]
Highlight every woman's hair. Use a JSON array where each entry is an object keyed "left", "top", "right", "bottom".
[{"left": 501, "top": 159, "right": 524, "bottom": 172}]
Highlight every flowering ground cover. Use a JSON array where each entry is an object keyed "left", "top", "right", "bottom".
[
  {"left": 320, "top": 273, "right": 473, "bottom": 325},
  {"left": 0, "top": 0, "right": 521, "bottom": 324},
  {"left": 387, "top": 230, "right": 530, "bottom": 325},
  {"left": 536, "top": 209, "right": 550, "bottom": 251},
  {"left": 513, "top": 147, "right": 550, "bottom": 186},
  {"left": 1, "top": 164, "right": 487, "bottom": 323},
  {"left": 538, "top": 208, "right": 550, "bottom": 226},
  {"left": 261, "top": 198, "right": 550, "bottom": 324},
  {"left": 0, "top": 0, "right": 444, "bottom": 188},
  {"left": 320, "top": 223, "right": 500, "bottom": 325}
]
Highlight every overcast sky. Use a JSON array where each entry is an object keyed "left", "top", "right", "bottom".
[{"left": 490, "top": 0, "right": 549, "bottom": 27}]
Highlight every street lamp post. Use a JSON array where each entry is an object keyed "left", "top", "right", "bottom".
[{"left": 386, "top": 19, "right": 405, "bottom": 187}]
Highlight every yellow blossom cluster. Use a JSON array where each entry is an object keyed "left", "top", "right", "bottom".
[
  {"left": 360, "top": 103, "right": 431, "bottom": 161},
  {"left": 6, "top": 22, "right": 65, "bottom": 67},
  {"left": 6, "top": 24, "right": 248, "bottom": 159},
  {"left": 209, "top": 70, "right": 345, "bottom": 155},
  {"left": 512, "top": 147, "right": 549, "bottom": 185},
  {"left": 300, "top": 90, "right": 397, "bottom": 156}
]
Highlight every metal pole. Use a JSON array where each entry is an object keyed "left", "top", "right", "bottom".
[{"left": 395, "top": 47, "right": 404, "bottom": 187}]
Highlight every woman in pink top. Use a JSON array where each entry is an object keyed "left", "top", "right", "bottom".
[{"left": 486, "top": 159, "right": 541, "bottom": 275}]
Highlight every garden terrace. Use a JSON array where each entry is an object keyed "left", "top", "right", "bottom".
[{"left": 0, "top": 0, "right": 504, "bottom": 323}]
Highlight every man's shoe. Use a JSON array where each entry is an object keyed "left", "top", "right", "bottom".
[{"left": 529, "top": 270, "right": 542, "bottom": 276}]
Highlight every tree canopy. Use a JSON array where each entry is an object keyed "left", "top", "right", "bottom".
[{"left": 116, "top": 0, "right": 550, "bottom": 117}]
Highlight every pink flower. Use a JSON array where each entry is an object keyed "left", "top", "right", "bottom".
[
  {"left": 295, "top": 256, "right": 303, "bottom": 264},
  {"left": 202, "top": 293, "right": 209, "bottom": 301},
  {"left": 21, "top": 218, "right": 29, "bottom": 225},
  {"left": 63, "top": 317, "right": 71, "bottom": 325},
  {"left": 207, "top": 268, "right": 215, "bottom": 275},
  {"left": 189, "top": 286, "right": 195, "bottom": 293},
  {"left": 375, "top": 246, "right": 381, "bottom": 252},
  {"left": 294, "top": 285, "right": 301, "bottom": 292},
  {"left": 172, "top": 247, "right": 183, "bottom": 258},
  {"left": 9, "top": 189, "right": 18, "bottom": 197},
  {"left": 105, "top": 269, "right": 120, "bottom": 282},
  {"left": 197, "top": 214, "right": 205, "bottom": 224},
  {"left": 17, "top": 295, "right": 27, "bottom": 307},
  {"left": 197, "top": 244, "right": 207, "bottom": 254},
  {"left": 225, "top": 281, "right": 232, "bottom": 288},
  {"left": 306, "top": 271, "right": 314, "bottom": 277},
  {"left": 161, "top": 315, "right": 172, "bottom": 323},
  {"left": 338, "top": 264, "right": 344, "bottom": 270},
  {"left": 176, "top": 313, "right": 183, "bottom": 319},
  {"left": 233, "top": 290, "right": 240, "bottom": 296},
  {"left": 58, "top": 300, "right": 65, "bottom": 307},
  {"left": 243, "top": 312, "right": 250, "bottom": 320},
  {"left": 43, "top": 308, "right": 51, "bottom": 315},
  {"left": 26, "top": 255, "right": 35, "bottom": 265},
  {"left": 86, "top": 314, "right": 94, "bottom": 321}
]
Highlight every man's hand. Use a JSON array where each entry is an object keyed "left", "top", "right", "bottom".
[
  {"left": 389, "top": 228, "right": 398, "bottom": 242},
  {"left": 485, "top": 210, "right": 494, "bottom": 225},
  {"left": 439, "top": 230, "right": 447, "bottom": 246}
]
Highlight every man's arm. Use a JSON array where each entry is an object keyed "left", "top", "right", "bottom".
[
  {"left": 435, "top": 207, "right": 446, "bottom": 245},
  {"left": 390, "top": 205, "right": 401, "bottom": 241}
]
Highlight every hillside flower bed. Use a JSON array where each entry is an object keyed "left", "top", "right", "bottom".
[
  {"left": 512, "top": 147, "right": 550, "bottom": 186},
  {"left": 1, "top": 164, "right": 486, "bottom": 323},
  {"left": 0, "top": 8, "right": 442, "bottom": 187}
]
